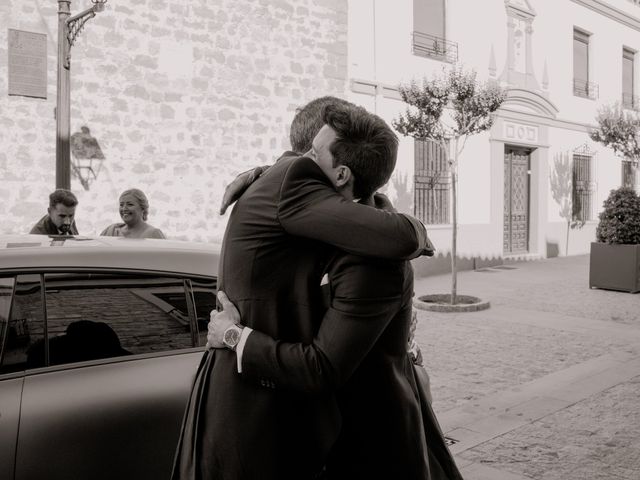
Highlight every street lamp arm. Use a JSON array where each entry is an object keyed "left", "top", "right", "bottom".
[{"left": 66, "top": 6, "right": 99, "bottom": 50}]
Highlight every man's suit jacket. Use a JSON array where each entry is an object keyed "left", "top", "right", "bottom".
[
  {"left": 241, "top": 255, "right": 434, "bottom": 479},
  {"left": 29, "top": 215, "right": 79, "bottom": 235},
  {"left": 196, "top": 153, "right": 430, "bottom": 480}
]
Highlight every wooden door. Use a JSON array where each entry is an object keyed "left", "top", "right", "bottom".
[{"left": 504, "top": 148, "right": 530, "bottom": 254}]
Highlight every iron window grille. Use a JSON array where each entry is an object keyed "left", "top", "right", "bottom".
[
  {"left": 572, "top": 152, "right": 595, "bottom": 222},
  {"left": 573, "top": 79, "right": 598, "bottom": 99},
  {"left": 414, "top": 139, "right": 451, "bottom": 225},
  {"left": 412, "top": 31, "right": 458, "bottom": 63}
]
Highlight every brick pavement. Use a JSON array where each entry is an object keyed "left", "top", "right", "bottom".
[{"left": 411, "top": 255, "right": 640, "bottom": 480}]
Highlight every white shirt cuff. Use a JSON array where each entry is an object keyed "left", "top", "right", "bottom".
[{"left": 235, "top": 326, "right": 253, "bottom": 373}]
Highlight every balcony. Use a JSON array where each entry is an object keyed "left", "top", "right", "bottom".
[
  {"left": 412, "top": 31, "right": 458, "bottom": 63},
  {"left": 622, "top": 93, "right": 640, "bottom": 111},
  {"left": 573, "top": 78, "right": 599, "bottom": 100}
]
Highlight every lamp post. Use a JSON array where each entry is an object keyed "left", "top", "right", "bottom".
[{"left": 56, "top": 0, "right": 107, "bottom": 190}]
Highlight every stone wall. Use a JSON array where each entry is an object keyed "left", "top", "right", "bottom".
[{"left": 0, "top": 0, "right": 348, "bottom": 241}]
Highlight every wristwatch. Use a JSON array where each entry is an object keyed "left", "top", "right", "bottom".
[{"left": 222, "top": 323, "right": 244, "bottom": 351}]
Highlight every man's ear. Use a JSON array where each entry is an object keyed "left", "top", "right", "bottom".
[{"left": 335, "top": 165, "right": 352, "bottom": 188}]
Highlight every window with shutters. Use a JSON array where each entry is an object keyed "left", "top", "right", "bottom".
[
  {"left": 573, "top": 29, "right": 598, "bottom": 99},
  {"left": 622, "top": 160, "right": 639, "bottom": 191},
  {"left": 412, "top": 0, "right": 458, "bottom": 63},
  {"left": 622, "top": 48, "right": 637, "bottom": 110},
  {"left": 414, "top": 139, "right": 451, "bottom": 224},
  {"left": 572, "top": 154, "right": 595, "bottom": 222}
]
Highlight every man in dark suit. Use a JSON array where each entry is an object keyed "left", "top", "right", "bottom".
[
  {"left": 207, "top": 111, "right": 464, "bottom": 479},
  {"left": 171, "top": 99, "right": 433, "bottom": 480},
  {"left": 29, "top": 189, "right": 79, "bottom": 235}
]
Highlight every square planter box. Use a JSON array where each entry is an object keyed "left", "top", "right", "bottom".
[{"left": 589, "top": 242, "right": 640, "bottom": 293}]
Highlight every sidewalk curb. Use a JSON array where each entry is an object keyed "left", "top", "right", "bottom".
[
  {"left": 441, "top": 353, "right": 640, "bottom": 455},
  {"left": 458, "top": 461, "right": 534, "bottom": 480}
]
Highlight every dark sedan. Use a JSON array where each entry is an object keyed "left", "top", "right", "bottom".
[{"left": 0, "top": 235, "right": 219, "bottom": 480}]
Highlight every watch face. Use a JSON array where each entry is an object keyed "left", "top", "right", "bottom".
[{"left": 224, "top": 327, "right": 241, "bottom": 347}]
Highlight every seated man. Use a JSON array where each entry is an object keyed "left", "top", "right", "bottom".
[{"left": 26, "top": 320, "right": 130, "bottom": 367}]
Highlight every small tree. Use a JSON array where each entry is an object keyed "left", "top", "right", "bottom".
[
  {"left": 590, "top": 103, "right": 640, "bottom": 183},
  {"left": 393, "top": 67, "right": 506, "bottom": 305}
]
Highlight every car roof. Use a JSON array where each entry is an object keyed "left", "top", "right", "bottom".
[{"left": 0, "top": 235, "right": 220, "bottom": 278}]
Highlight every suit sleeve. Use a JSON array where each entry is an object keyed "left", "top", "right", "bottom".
[
  {"left": 241, "top": 260, "right": 406, "bottom": 394},
  {"left": 277, "top": 156, "right": 429, "bottom": 260}
]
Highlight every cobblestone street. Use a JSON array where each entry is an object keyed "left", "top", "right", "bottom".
[{"left": 412, "top": 255, "right": 640, "bottom": 479}]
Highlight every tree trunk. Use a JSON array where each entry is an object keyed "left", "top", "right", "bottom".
[
  {"left": 451, "top": 169, "right": 458, "bottom": 305},
  {"left": 565, "top": 220, "right": 570, "bottom": 256},
  {"left": 450, "top": 138, "right": 459, "bottom": 305}
]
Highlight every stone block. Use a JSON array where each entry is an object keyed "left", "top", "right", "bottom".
[
  {"left": 218, "top": 109, "right": 236, "bottom": 121},
  {"left": 161, "top": 105, "right": 175, "bottom": 119},
  {"left": 135, "top": 54, "right": 158, "bottom": 69},
  {"left": 123, "top": 85, "right": 150, "bottom": 101},
  {"left": 114, "top": 5, "right": 135, "bottom": 16},
  {"left": 249, "top": 85, "right": 271, "bottom": 97}
]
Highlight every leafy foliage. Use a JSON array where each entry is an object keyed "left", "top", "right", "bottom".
[
  {"left": 589, "top": 104, "right": 640, "bottom": 166},
  {"left": 393, "top": 67, "right": 506, "bottom": 144},
  {"left": 596, "top": 187, "right": 640, "bottom": 245}
]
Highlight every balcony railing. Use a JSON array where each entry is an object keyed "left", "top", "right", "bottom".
[
  {"left": 412, "top": 31, "right": 458, "bottom": 63},
  {"left": 573, "top": 78, "right": 599, "bottom": 100},
  {"left": 622, "top": 93, "right": 640, "bottom": 110}
]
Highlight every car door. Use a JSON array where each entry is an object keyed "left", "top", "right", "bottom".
[
  {"left": 0, "top": 276, "right": 22, "bottom": 480},
  {"left": 15, "top": 271, "right": 216, "bottom": 480}
]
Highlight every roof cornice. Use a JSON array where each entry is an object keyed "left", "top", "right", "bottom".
[{"left": 570, "top": 0, "right": 640, "bottom": 32}]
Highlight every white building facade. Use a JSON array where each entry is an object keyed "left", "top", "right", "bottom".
[{"left": 347, "top": 0, "right": 640, "bottom": 271}]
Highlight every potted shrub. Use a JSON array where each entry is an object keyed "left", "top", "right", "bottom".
[{"left": 589, "top": 187, "right": 640, "bottom": 293}]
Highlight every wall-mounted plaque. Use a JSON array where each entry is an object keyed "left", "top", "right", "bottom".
[{"left": 8, "top": 29, "right": 47, "bottom": 99}]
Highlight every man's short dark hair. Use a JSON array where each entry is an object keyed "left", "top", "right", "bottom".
[
  {"left": 289, "top": 96, "right": 353, "bottom": 154},
  {"left": 49, "top": 189, "right": 78, "bottom": 208},
  {"left": 322, "top": 104, "right": 399, "bottom": 199}
]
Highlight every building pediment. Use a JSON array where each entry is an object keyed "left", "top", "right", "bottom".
[
  {"left": 503, "top": 87, "right": 559, "bottom": 118},
  {"left": 505, "top": 0, "right": 536, "bottom": 19}
]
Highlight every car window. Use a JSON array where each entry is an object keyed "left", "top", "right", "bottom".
[
  {"left": 0, "top": 277, "right": 16, "bottom": 372},
  {"left": 42, "top": 273, "right": 207, "bottom": 367},
  {"left": 190, "top": 278, "right": 218, "bottom": 345},
  {"left": 0, "top": 275, "right": 45, "bottom": 374}
]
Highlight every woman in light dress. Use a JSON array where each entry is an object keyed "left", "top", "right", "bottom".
[{"left": 101, "top": 188, "right": 166, "bottom": 239}]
